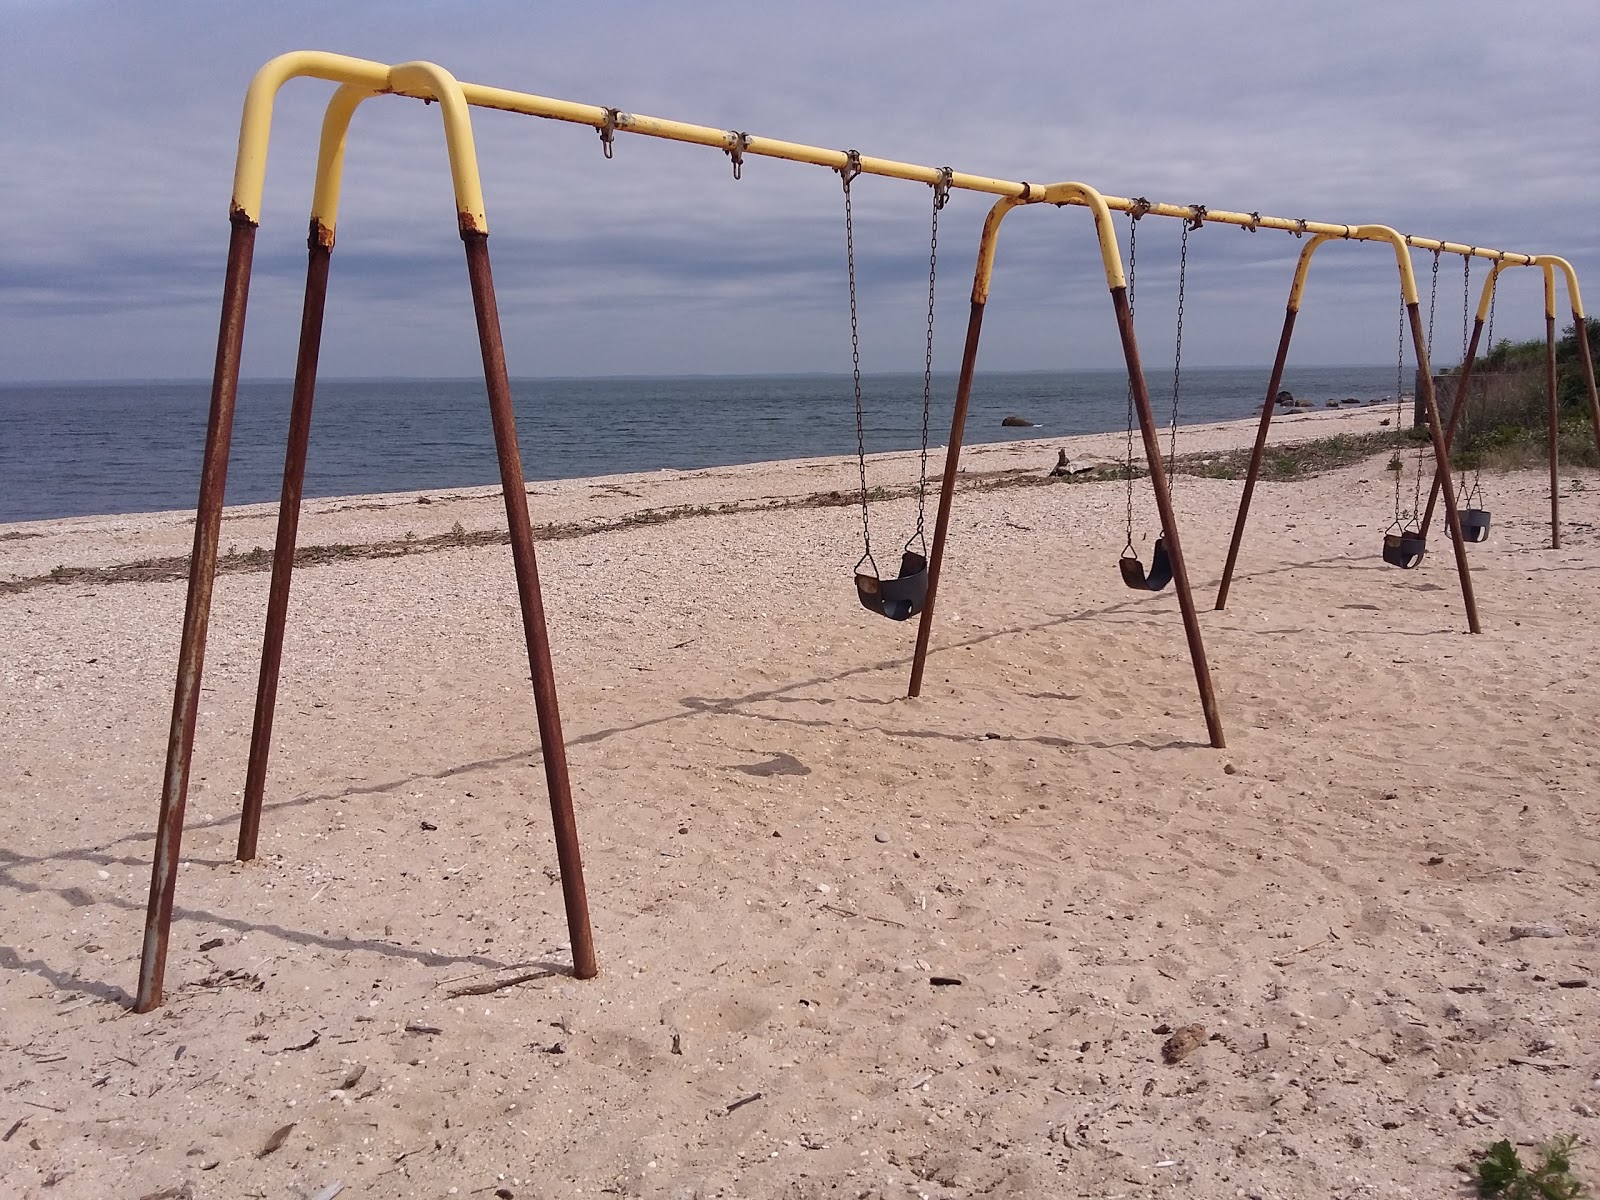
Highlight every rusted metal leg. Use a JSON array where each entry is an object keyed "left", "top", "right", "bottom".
[
  {"left": 1111, "top": 286, "right": 1226, "bottom": 749},
  {"left": 239, "top": 224, "right": 334, "bottom": 861},
  {"left": 1546, "top": 314, "right": 1561, "bottom": 549},
  {"left": 136, "top": 216, "right": 258, "bottom": 1013},
  {"left": 1418, "top": 318, "right": 1483, "bottom": 539},
  {"left": 1406, "top": 303, "right": 1481, "bottom": 633},
  {"left": 1575, "top": 313, "right": 1600, "bottom": 465},
  {"left": 1215, "top": 307, "right": 1296, "bottom": 611},
  {"left": 461, "top": 231, "right": 597, "bottom": 980},
  {"left": 908, "top": 301, "right": 986, "bottom": 698}
]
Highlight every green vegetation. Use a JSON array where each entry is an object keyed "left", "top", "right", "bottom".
[
  {"left": 1476, "top": 1135, "right": 1588, "bottom": 1199},
  {"left": 1442, "top": 318, "right": 1600, "bottom": 472}
]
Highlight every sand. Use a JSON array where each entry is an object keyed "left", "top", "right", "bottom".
[{"left": 3, "top": 403, "right": 1598, "bottom": 1199}]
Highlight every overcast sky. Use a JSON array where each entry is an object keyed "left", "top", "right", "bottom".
[{"left": 2, "top": 0, "right": 1596, "bottom": 382}]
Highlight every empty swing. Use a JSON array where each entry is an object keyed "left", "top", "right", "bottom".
[
  {"left": 840, "top": 153, "right": 951, "bottom": 621},
  {"left": 1119, "top": 204, "right": 1202, "bottom": 591},
  {"left": 1452, "top": 257, "right": 1492, "bottom": 543},
  {"left": 1382, "top": 259, "right": 1432, "bottom": 569}
]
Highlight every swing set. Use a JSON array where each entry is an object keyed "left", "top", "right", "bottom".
[
  {"left": 1214, "top": 231, "right": 1600, "bottom": 625},
  {"left": 134, "top": 50, "right": 1600, "bottom": 1012}
]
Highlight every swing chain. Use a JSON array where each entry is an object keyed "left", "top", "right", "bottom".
[
  {"left": 841, "top": 152, "right": 875, "bottom": 573},
  {"left": 1393, "top": 288, "right": 1407, "bottom": 526},
  {"left": 599, "top": 108, "right": 620, "bottom": 159},
  {"left": 725, "top": 131, "right": 751, "bottom": 180},
  {"left": 915, "top": 171, "right": 950, "bottom": 550},
  {"left": 1462, "top": 252, "right": 1473, "bottom": 365},
  {"left": 1123, "top": 209, "right": 1142, "bottom": 553},
  {"left": 1426, "top": 250, "right": 1440, "bottom": 355},
  {"left": 1168, "top": 220, "right": 1194, "bottom": 480}
]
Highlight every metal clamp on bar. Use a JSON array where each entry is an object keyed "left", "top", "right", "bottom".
[
  {"left": 1293, "top": 219, "right": 1309, "bottom": 239},
  {"left": 1243, "top": 211, "right": 1261, "bottom": 232},
  {"left": 838, "top": 149, "right": 862, "bottom": 187},
  {"left": 725, "top": 131, "right": 751, "bottom": 180},
  {"left": 1129, "top": 195, "right": 1152, "bottom": 220},
  {"left": 1185, "top": 204, "right": 1207, "bottom": 231},
  {"left": 933, "top": 166, "right": 953, "bottom": 210},
  {"left": 599, "top": 107, "right": 620, "bottom": 158}
]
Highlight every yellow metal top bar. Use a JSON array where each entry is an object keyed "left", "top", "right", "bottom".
[{"left": 235, "top": 51, "right": 1559, "bottom": 279}]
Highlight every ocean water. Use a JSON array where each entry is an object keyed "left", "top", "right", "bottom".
[{"left": 0, "top": 367, "right": 1401, "bottom": 523}]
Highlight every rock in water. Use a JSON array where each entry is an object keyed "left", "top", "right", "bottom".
[
  {"left": 1275, "top": 389, "right": 1295, "bottom": 407},
  {"left": 1001, "top": 415, "right": 1035, "bottom": 427}
]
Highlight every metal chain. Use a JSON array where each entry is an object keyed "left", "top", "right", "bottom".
[
  {"left": 1124, "top": 210, "right": 1141, "bottom": 549},
  {"left": 1457, "top": 254, "right": 1472, "bottom": 504},
  {"left": 1426, "top": 249, "right": 1440, "bottom": 361},
  {"left": 1393, "top": 288, "right": 1406, "bottom": 525},
  {"left": 1411, "top": 250, "right": 1440, "bottom": 518},
  {"left": 840, "top": 151, "right": 875, "bottom": 573},
  {"left": 914, "top": 169, "right": 950, "bottom": 552},
  {"left": 1167, "top": 219, "right": 1194, "bottom": 485}
]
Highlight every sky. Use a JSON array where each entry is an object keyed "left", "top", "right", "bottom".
[{"left": 2, "top": 0, "right": 1597, "bottom": 382}]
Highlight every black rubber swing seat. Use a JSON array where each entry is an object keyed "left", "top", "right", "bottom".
[
  {"left": 1382, "top": 530, "right": 1427, "bottom": 569},
  {"left": 856, "top": 551, "right": 929, "bottom": 622},
  {"left": 1119, "top": 537, "right": 1173, "bottom": 592},
  {"left": 1456, "top": 508, "right": 1491, "bottom": 543}
]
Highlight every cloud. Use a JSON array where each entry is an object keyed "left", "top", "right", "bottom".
[{"left": 2, "top": 0, "right": 1596, "bottom": 380}]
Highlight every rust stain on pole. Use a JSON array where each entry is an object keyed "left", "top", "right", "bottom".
[
  {"left": 1575, "top": 314, "right": 1600, "bottom": 465},
  {"left": 1419, "top": 317, "right": 1483, "bottom": 539},
  {"left": 240, "top": 223, "right": 335, "bottom": 861},
  {"left": 908, "top": 301, "right": 986, "bottom": 699},
  {"left": 1111, "top": 286, "right": 1226, "bottom": 749},
  {"left": 461, "top": 232, "right": 597, "bottom": 980},
  {"left": 137, "top": 215, "right": 258, "bottom": 1013},
  {"left": 1406, "top": 302, "right": 1481, "bottom": 634},
  {"left": 1215, "top": 307, "right": 1297, "bottom": 611},
  {"left": 1545, "top": 314, "right": 1561, "bottom": 549}
]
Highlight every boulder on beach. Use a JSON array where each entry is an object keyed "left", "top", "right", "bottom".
[{"left": 1001, "top": 415, "right": 1035, "bottom": 428}]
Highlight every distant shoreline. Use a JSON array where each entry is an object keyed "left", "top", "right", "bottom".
[{"left": 0, "top": 404, "right": 1394, "bottom": 588}]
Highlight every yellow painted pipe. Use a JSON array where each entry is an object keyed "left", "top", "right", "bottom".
[
  {"left": 386, "top": 61, "right": 488, "bottom": 235},
  {"left": 309, "top": 84, "right": 379, "bottom": 244},
  {"left": 234, "top": 50, "right": 1563, "bottom": 287}
]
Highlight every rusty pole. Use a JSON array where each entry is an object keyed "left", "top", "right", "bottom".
[
  {"left": 136, "top": 215, "right": 258, "bottom": 1013},
  {"left": 239, "top": 223, "right": 335, "bottom": 860},
  {"left": 461, "top": 231, "right": 597, "bottom": 980},
  {"left": 1111, "top": 286, "right": 1226, "bottom": 749},
  {"left": 1214, "top": 307, "right": 1297, "bottom": 611},
  {"left": 1418, "top": 317, "right": 1484, "bottom": 540},
  {"left": 1406, "top": 303, "right": 1481, "bottom": 633},
  {"left": 908, "top": 302, "right": 986, "bottom": 698},
  {"left": 1576, "top": 313, "right": 1600, "bottom": 462},
  {"left": 1546, "top": 313, "right": 1562, "bottom": 549}
]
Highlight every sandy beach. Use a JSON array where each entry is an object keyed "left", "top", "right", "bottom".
[{"left": 3, "top": 402, "right": 1598, "bottom": 1200}]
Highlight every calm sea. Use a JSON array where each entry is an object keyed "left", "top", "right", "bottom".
[{"left": 0, "top": 368, "right": 1399, "bottom": 523}]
